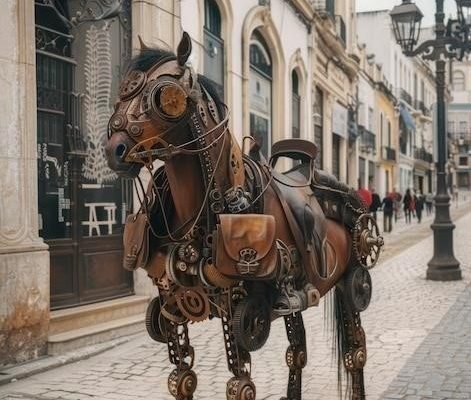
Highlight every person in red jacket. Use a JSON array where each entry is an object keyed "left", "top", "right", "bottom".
[{"left": 357, "top": 182, "right": 373, "bottom": 209}]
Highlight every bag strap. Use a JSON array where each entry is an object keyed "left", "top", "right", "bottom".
[{"left": 270, "top": 180, "right": 320, "bottom": 287}]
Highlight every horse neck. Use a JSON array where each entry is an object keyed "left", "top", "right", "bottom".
[{"left": 163, "top": 127, "right": 243, "bottom": 229}]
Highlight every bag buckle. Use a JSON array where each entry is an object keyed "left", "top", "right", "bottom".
[{"left": 236, "top": 248, "right": 259, "bottom": 275}]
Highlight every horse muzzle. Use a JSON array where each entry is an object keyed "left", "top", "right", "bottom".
[{"left": 105, "top": 131, "right": 142, "bottom": 178}]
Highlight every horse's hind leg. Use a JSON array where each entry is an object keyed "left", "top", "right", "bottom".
[
  {"left": 281, "top": 312, "right": 307, "bottom": 400},
  {"left": 165, "top": 321, "right": 198, "bottom": 400},
  {"left": 336, "top": 289, "right": 367, "bottom": 400}
]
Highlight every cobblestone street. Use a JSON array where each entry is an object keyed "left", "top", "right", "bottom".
[{"left": 1, "top": 204, "right": 470, "bottom": 400}]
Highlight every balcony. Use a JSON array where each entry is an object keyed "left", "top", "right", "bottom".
[
  {"left": 413, "top": 99, "right": 431, "bottom": 117},
  {"left": 400, "top": 89, "right": 413, "bottom": 106},
  {"left": 311, "top": 0, "right": 335, "bottom": 16},
  {"left": 382, "top": 146, "right": 396, "bottom": 161},
  {"left": 414, "top": 147, "right": 434, "bottom": 163},
  {"left": 358, "top": 125, "right": 376, "bottom": 155}
]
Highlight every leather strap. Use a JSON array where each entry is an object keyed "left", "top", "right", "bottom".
[{"left": 270, "top": 181, "right": 320, "bottom": 287}]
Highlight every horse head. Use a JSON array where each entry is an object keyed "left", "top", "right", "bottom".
[{"left": 105, "top": 32, "right": 227, "bottom": 178}]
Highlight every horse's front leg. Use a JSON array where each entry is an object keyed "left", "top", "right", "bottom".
[
  {"left": 166, "top": 320, "right": 198, "bottom": 400},
  {"left": 281, "top": 311, "right": 307, "bottom": 400},
  {"left": 221, "top": 314, "right": 256, "bottom": 400}
]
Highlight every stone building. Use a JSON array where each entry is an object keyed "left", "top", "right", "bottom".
[
  {"left": 357, "top": 9, "right": 436, "bottom": 195},
  {"left": 448, "top": 58, "right": 471, "bottom": 190},
  {"left": 0, "top": 0, "right": 183, "bottom": 366}
]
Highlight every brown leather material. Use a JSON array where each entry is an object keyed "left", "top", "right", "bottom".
[
  {"left": 122, "top": 213, "right": 150, "bottom": 271},
  {"left": 270, "top": 138, "right": 318, "bottom": 165},
  {"left": 214, "top": 214, "right": 278, "bottom": 280}
]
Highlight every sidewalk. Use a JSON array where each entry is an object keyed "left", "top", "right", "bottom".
[{"left": 0, "top": 208, "right": 470, "bottom": 399}]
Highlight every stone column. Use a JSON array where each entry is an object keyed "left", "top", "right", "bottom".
[
  {"left": 323, "top": 94, "right": 334, "bottom": 173},
  {"left": 0, "top": 0, "right": 50, "bottom": 365}
]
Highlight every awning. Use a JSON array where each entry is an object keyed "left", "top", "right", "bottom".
[{"left": 399, "top": 104, "right": 416, "bottom": 132}]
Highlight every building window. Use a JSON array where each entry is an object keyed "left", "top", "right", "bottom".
[
  {"left": 453, "top": 70, "right": 465, "bottom": 91},
  {"left": 204, "top": 0, "right": 224, "bottom": 98},
  {"left": 459, "top": 157, "right": 468, "bottom": 166},
  {"left": 249, "top": 30, "right": 272, "bottom": 157},
  {"left": 291, "top": 70, "right": 301, "bottom": 139},
  {"left": 368, "top": 107, "right": 374, "bottom": 131},
  {"left": 313, "top": 87, "right": 323, "bottom": 168},
  {"left": 332, "top": 134, "right": 341, "bottom": 179},
  {"left": 459, "top": 121, "right": 468, "bottom": 137},
  {"left": 388, "top": 120, "right": 392, "bottom": 147}
]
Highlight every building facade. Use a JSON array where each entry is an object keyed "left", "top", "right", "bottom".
[
  {"left": 448, "top": 58, "right": 471, "bottom": 190},
  {"left": 357, "top": 10, "right": 436, "bottom": 195}
]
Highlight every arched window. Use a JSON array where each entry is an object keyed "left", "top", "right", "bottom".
[
  {"left": 453, "top": 70, "right": 465, "bottom": 91},
  {"left": 204, "top": 0, "right": 224, "bottom": 98},
  {"left": 249, "top": 30, "right": 272, "bottom": 157},
  {"left": 291, "top": 70, "right": 300, "bottom": 139}
]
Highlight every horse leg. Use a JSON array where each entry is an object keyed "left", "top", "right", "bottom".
[
  {"left": 335, "top": 289, "right": 367, "bottom": 400},
  {"left": 222, "top": 314, "right": 256, "bottom": 400},
  {"left": 281, "top": 312, "right": 307, "bottom": 400},
  {"left": 165, "top": 321, "right": 198, "bottom": 400}
]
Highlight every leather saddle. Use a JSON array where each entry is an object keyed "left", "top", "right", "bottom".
[{"left": 269, "top": 139, "right": 326, "bottom": 275}]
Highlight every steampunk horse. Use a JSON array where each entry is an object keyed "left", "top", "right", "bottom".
[{"left": 105, "top": 32, "right": 383, "bottom": 400}]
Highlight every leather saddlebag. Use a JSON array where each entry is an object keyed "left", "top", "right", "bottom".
[
  {"left": 214, "top": 214, "right": 277, "bottom": 280},
  {"left": 122, "top": 213, "right": 150, "bottom": 271}
]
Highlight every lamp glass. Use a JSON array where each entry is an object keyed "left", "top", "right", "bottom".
[{"left": 390, "top": 1, "right": 424, "bottom": 53}]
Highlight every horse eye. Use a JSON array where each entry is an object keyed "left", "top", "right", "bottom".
[{"left": 157, "top": 84, "right": 188, "bottom": 119}]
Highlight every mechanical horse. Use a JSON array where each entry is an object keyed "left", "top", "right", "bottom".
[{"left": 105, "top": 32, "right": 383, "bottom": 400}]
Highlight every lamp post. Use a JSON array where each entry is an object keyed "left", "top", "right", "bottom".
[{"left": 391, "top": 0, "right": 471, "bottom": 281}]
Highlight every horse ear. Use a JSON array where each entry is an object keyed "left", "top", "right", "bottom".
[
  {"left": 138, "top": 35, "right": 151, "bottom": 51},
  {"left": 177, "top": 31, "right": 192, "bottom": 66}
]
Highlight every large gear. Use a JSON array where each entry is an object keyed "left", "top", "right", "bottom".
[
  {"left": 145, "top": 296, "right": 168, "bottom": 343},
  {"left": 226, "top": 376, "right": 256, "bottom": 400},
  {"left": 353, "top": 214, "right": 384, "bottom": 269},
  {"left": 175, "top": 286, "right": 210, "bottom": 322},
  {"left": 344, "top": 266, "right": 372, "bottom": 312},
  {"left": 233, "top": 296, "right": 271, "bottom": 352}
]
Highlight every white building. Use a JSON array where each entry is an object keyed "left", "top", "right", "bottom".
[{"left": 357, "top": 9, "right": 436, "bottom": 195}]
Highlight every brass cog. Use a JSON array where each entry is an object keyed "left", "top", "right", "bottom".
[
  {"left": 175, "top": 287, "right": 210, "bottom": 322},
  {"left": 353, "top": 214, "right": 384, "bottom": 269}
]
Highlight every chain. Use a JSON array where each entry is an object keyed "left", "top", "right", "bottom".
[
  {"left": 283, "top": 312, "right": 306, "bottom": 400},
  {"left": 166, "top": 321, "right": 194, "bottom": 369}
]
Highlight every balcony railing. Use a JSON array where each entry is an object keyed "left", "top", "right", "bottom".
[
  {"left": 382, "top": 146, "right": 396, "bottom": 161},
  {"left": 400, "top": 89, "right": 413, "bottom": 106},
  {"left": 413, "top": 99, "right": 430, "bottom": 117},
  {"left": 414, "top": 147, "right": 434, "bottom": 163},
  {"left": 359, "top": 125, "right": 376, "bottom": 154},
  {"left": 335, "top": 15, "right": 346, "bottom": 45},
  {"left": 311, "top": 0, "right": 335, "bottom": 15}
]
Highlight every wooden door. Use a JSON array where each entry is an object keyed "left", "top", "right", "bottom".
[{"left": 35, "top": 0, "right": 134, "bottom": 309}]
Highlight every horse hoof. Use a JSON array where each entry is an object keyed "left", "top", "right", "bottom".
[
  {"left": 168, "top": 368, "right": 197, "bottom": 398},
  {"left": 226, "top": 376, "right": 256, "bottom": 400}
]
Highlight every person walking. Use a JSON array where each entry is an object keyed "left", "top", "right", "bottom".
[
  {"left": 403, "top": 189, "right": 413, "bottom": 224},
  {"left": 391, "top": 187, "right": 402, "bottom": 222},
  {"left": 415, "top": 191, "right": 424, "bottom": 223},
  {"left": 369, "top": 188, "right": 382, "bottom": 221},
  {"left": 425, "top": 192, "right": 433, "bottom": 215},
  {"left": 382, "top": 193, "right": 394, "bottom": 233},
  {"left": 357, "top": 182, "right": 373, "bottom": 209}
]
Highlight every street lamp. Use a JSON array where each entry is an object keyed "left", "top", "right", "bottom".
[{"left": 391, "top": 0, "right": 471, "bottom": 281}]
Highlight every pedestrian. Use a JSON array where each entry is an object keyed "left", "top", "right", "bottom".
[
  {"left": 425, "top": 192, "right": 433, "bottom": 215},
  {"left": 403, "top": 189, "right": 413, "bottom": 224},
  {"left": 382, "top": 193, "right": 394, "bottom": 233},
  {"left": 415, "top": 191, "right": 424, "bottom": 223},
  {"left": 369, "top": 188, "right": 382, "bottom": 221},
  {"left": 452, "top": 184, "right": 459, "bottom": 207},
  {"left": 391, "top": 187, "right": 402, "bottom": 222},
  {"left": 357, "top": 182, "right": 373, "bottom": 209}
]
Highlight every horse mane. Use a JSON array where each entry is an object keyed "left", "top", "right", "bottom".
[{"left": 128, "top": 48, "right": 225, "bottom": 117}]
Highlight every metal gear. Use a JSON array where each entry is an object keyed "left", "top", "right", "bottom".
[
  {"left": 167, "top": 367, "right": 197, "bottom": 399},
  {"left": 200, "top": 260, "right": 237, "bottom": 288},
  {"left": 353, "top": 214, "right": 384, "bottom": 269},
  {"left": 145, "top": 296, "right": 168, "bottom": 343},
  {"left": 344, "top": 266, "right": 372, "bottom": 312},
  {"left": 226, "top": 376, "right": 256, "bottom": 400},
  {"left": 175, "top": 287, "right": 210, "bottom": 322},
  {"left": 233, "top": 296, "right": 271, "bottom": 352}
]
